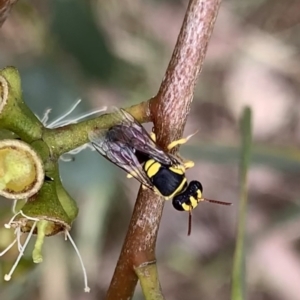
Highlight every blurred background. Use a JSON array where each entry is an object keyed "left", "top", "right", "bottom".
[{"left": 1, "top": 0, "right": 300, "bottom": 299}]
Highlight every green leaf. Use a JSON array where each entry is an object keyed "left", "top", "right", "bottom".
[{"left": 231, "top": 107, "right": 252, "bottom": 300}]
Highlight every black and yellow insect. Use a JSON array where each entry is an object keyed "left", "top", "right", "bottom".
[{"left": 89, "top": 108, "right": 230, "bottom": 234}]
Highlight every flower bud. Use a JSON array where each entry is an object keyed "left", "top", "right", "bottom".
[{"left": 0, "top": 139, "right": 44, "bottom": 199}]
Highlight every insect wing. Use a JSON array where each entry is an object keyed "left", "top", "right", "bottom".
[
  {"left": 116, "top": 108, "right": 177, "bottom": 165},
  {"left": 89, "top": 129, "right": 153, "bottom": 190},
  {"left": 88, "top": 128, "right": 108, "bottom": 156}
]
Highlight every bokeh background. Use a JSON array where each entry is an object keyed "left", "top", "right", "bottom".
[{"left": 1, "top": 0, "right": 300, "bottom": 299}]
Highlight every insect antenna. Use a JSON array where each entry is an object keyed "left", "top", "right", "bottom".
[
  {"left": 203, "top": 198, "right": 232, "bottom": 206},
  {"left": 187, "top": 209, "right": 192, "bottom": 236}
]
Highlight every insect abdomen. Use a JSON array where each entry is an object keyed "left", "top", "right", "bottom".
[{"left": 144, "top": 159, "right": 187, "bottom": 197}]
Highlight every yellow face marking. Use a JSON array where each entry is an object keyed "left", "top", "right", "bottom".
[
  {"left": 181, "top": 203, "right": 191, "bottom": 212},
  {"left": 164, "top": 177, "right": 187, "bottom": 200},
  {"left": 189, "top": 196, "right": 198, "bottom": 209},
  {"left": 127, "top": 173, "right": 134, "bottom": 178},
  {"left": 179, "top": 195, "right": 199, "bottom": 212},
  {"left": 196, "top": 190, "right": 203, "bottom": 201}
]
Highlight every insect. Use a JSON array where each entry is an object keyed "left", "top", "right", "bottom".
[{"left": 89, "top": 108, "right": 231, "bottom": 235}]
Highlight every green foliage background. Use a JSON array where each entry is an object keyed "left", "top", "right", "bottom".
[{"left": 1, "top": 0, "right": 300, "bottom": 299}]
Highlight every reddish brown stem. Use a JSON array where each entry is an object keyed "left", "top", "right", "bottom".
[
  {"left": 106, "top": 187, "right": 164, "bottom": 300},
  {"left": 105, "top": 1, "right": 222, "bottom": 299},
  {"left": 151, "top": 0, "right": 222, "bottom": 147}
]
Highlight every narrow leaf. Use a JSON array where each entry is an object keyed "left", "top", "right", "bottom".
[{"left": 231, "top": 107, "right": 252, "bottom": 300}]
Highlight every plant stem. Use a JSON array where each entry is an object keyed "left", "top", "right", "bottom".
[
  {"left": 42, "top": 101, "right": 150, "bottom": 159},
  {"left": 135, "top": 262, "right": 164, "bottom": 300},
  {"left": 231, "top": 107, "right": 252, "bottom": 300},
  {"left": 105, "top": 0, "right": 222, "bottom": 299}
]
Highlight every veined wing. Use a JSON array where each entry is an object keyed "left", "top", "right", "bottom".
[
  {"left": 89, "top": 128, "right": 153, "bottom": 190},
  {"left": 109, "top": 108, "right": 179, "bottom": 165}
]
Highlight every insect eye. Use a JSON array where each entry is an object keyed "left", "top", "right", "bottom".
[
  {"left": 190, "top": 180, "right": 203, "bottom": 193},
  {"left": 172, "top": 195, "right": 185, "bottom": 211}
]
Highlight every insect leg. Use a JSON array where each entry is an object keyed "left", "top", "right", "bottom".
[
  {"left": 167, "top": 131, "right": 198, "bottom": 150},
  {"left": 150, "top": 129, "right": 156, "bottom": 142},
  {"left": 183, "top": 160, "right": 195, "bottom": 170},
  {"left": 126, "top": 170, "right": 138, "bottom": 179}
]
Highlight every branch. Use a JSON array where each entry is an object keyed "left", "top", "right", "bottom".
[
  {"left": 105, "top": 0, "right": 222, "bottom": 299},
  {"left": 42, "top": 100, "right": 150, "bottom": 159},
  {"left": 151, "top": 0, "right": 222, "bottom": 147}
]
